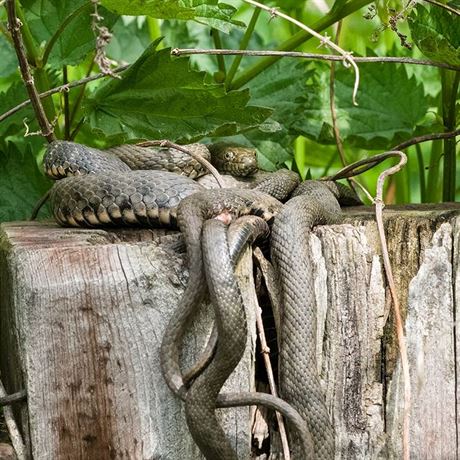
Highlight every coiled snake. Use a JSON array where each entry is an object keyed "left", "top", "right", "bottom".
[{"left": 44, "top": 140, "right": 360, "bottom": 459}]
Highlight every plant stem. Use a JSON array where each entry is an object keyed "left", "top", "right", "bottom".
[
  {"left": 441, "top": 69, "right": 460, "bottom": 202},
  {"left": 63, "top": 66, "right": 70, "bottom": 139},
  {"left": 426, "top": 140, "right": 442, "bottom": 202},
  {"left": 41, "top": 2, "right": 92, "bottom": 66},
  {"left": 225, "top": 8, "right": 261, "bottom": 90},
  {"left": 294, "top": 136, "right": 307, "bottom": 179},
  {"left": 230, "top": 0, "right": 373, "bottom": 90},
  {"left": 13, "top": 0, "right": 60, "bottom": 135},
  {"left": 415, "top": 144, "right": 426, "bottom": 202},
  {"left": 13, "top": 0, "right": 38, "bottom": 66},
  {"left": 69, "top": 59, "right": 95, "bottom": 127},
  {"left": 6, "top": 0, "right": 55, "bottom": 142},
  {"left": 147, "top": 17, "right": 163, "bottom": 46},
  {"left": 211, "top": 28, "right": 226, "bottom": 75}
]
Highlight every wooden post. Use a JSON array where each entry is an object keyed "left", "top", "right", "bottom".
[
  {"left": 0, "top": 222, "right": 255, "bottom": 460},
  {"left": 1, "top": 204, "right": 459, "bottom": 459}
]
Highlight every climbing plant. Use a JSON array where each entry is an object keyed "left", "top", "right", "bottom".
[{"left": 0, "top": 0, "right": 458, "bottom": 222}]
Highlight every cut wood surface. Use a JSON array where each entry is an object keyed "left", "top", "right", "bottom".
[{"left": 0, "top": 204, "right": 459, "bottom": 459}]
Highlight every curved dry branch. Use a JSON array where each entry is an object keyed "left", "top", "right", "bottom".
[
  {"left": 374, "top": 151, "right": 411, "bottom": 460},
  {"left": 240, "top": 0, "right": 360, "bottom": 105},
  {"left": 393, "top": 128, "right": 460, "bottom": 150},
  {"left": 0, "top": 64, "right": 129, "bottom": 124},
  {"left": 136, "top": 140, "right": 226, "bottom": 188}
]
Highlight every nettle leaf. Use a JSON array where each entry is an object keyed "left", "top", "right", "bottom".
[
  {"left": 334, "top": 63, "right": 428, "bottom": 148},
  {"left": 101, "top": 0, "right": 242, "bottom": 32},
  {"left": 292, "top": 61, "right": 429, "bottom": 149},
  {"left": 84, "top": 41, "right": 272, "bottom": 143},
  {"left": 0, "top": 140, "right": 52, "bottom": 222},
  {"left": 409, "top": 5, "right": 460, "bottom": 66},
  {"left": 0, "top": 82, "right": 36, "bottom": 138},
  {"left": 22, "top": 0, "right": 118, "bottom": 67},
  {"left": 107, "top": 17, "right": 151, "bottom": 64},
  {"left": 240, "top": 59, "right": 316, "bottom": 168},
  {"left": 0, "top": 34, "right": 18, "bottom": 78}
]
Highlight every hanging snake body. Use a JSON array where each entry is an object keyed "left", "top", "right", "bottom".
[{"left": 44, "top": 140, "right": 360, "bottom": 459}]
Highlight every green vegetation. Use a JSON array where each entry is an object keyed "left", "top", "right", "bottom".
[{"left": 0, "top": 0, "right": 458, "bottom": 222}]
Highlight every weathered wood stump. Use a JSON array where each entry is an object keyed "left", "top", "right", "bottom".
[{"left": 1, "top": 204, "right": 459, "bottom": 459}]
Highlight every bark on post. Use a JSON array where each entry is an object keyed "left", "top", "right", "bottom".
[{"left": 1, "top": 204, "right": 459, "bottom": 459}]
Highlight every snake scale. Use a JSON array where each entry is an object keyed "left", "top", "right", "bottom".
[{"left": 44, "top": 140, "right": 360, "bottom": 459}]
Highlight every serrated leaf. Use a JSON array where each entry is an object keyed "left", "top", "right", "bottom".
[
  {"left": 291, "top": 61, "right": 429, "bottom": 149},
  {"left": 0, "top": 141, "right": 52, "bottom": 222},
  {"left": 409, "top": 5, "right": 460, "bottom": 66},
  {"left": 22, "top": 0, "right": 118, "bottom": 67},
  {"left": 0, "top": 82, "right": 36, "bottom": 138},
  {"left": 84, "top": 41, "right": 272, "bottom": 143},
  {"left": 100, "top": 0, "right": 242, "bottom": 32},
  {"left": 0, "top": 34, "right": 18, "bottom": 78},
  {"left": 107, "top": 17, "right": 152, "bottom": 64},
  {"left": 240, "top": 59, "right": 319, "bottom": 166},
  {"left": 334, "top": 63, "right": 429, "bottom": 147}
]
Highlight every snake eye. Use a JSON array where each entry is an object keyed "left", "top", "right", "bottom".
[{"left": 225, "top": 151, "right": 235, "bottom": 161}]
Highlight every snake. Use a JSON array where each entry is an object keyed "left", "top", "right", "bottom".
[
  {"left": 44, "top": 140, "right": 360, "bottom": 459},
  {"left": 271, "top": 180, "right": 361, "bottom": 458}
]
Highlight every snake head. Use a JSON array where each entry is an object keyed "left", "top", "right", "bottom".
[{"left": 208, "top": 143, "right": 258, "bottom": 177}]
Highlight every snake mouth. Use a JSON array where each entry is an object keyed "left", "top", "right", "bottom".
[{"left": 238, "top": 157, "right": 258, "bottom": 177}]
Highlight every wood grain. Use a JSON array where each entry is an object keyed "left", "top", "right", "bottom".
[{"left": 1, "top": 204, "right": 460, "bottom": 459}]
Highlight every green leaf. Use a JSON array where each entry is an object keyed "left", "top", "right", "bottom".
[
  {"left": 107, "top": 17, "right": 152, "bottom": 64},
  {"left": 292, "top": 61, "right": 429, "bottom": 149},
  {"left": 409, "top": 5, "right": 460, "bottom": 66},
  {"left": 239, "top": 59, "right": 317, "bottom": 167},
  {"left": 22, "top": 0, "right": 118, "bottom": 67},
  {"left": 84, "top": 41, "right": 272, "bottom": 143},
  {"left": 100, "top": 0, "right": 242, "bottom": 32},
  {"left": 0, "top": 81, "right": 36, "bottom": 138},
  {"left": 0, "top": 140, "right": 52, "bottom": 223},
  {"left": 0, "top": 34, "right": 18, "bottom": 78},
  {"left": 334, "top": 63, "right": 429, "bottom": 148}
]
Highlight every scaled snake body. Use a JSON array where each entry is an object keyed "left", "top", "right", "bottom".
[{"left": 45, "top": 140, "right": 360, "bottom": 459}]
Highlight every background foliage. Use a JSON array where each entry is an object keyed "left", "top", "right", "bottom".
[{"left": 0, "top": 0, "right": 458, "bottom": 222}]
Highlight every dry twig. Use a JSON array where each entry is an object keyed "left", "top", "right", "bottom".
[
  {"left": 0, "top": 390, "right": 26, "bottom": 407},
  {"left": 0, "top": 378, "right": 27, "bottom": 460},
  {"left": 0, "top": 64, "right": 129, "bottom": 124},
  {"left": 5, "top": 0, "right": 55, "bottom": 142},
  {"left": 329, "top": 22, "right": 347, "bottom": 167},
  {"left": 90, "top": 0, "right": 119, "bottom": 77},
  {"left": 374, "top": 151, "right": 410, "bottom": 460},
  {"left": 422, "top": 0, "right": 460, "bottom": 15},
  {"left": 253, "top": 247, "right": 290, "bottom": 459},
  {"left": 136, "top": 140, "right": 226, "bottom": 188},
  {"left": 241, "top": 0, "right": 360, "bottom": 104},
  {"left": 172, "top": 48, "right": 460, "bottom": 72},
  {"left": 392, "top": 128, "right": 460, "bottom": 151}
]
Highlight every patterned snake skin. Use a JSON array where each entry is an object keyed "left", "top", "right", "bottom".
[{"left": 44, "top": 140, "right": 360, "bottom": 459}]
